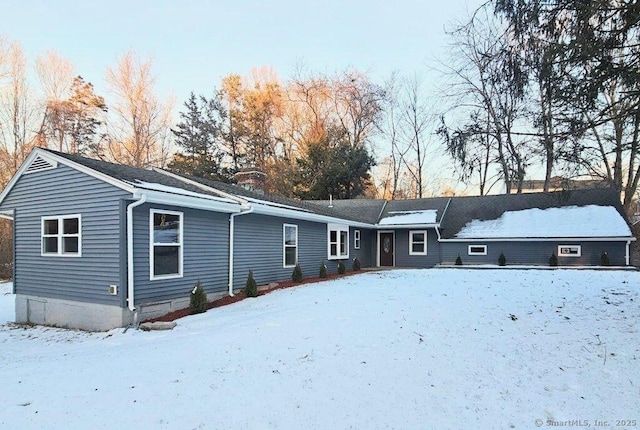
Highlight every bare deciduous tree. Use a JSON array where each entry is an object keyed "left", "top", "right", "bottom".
[{"left": 105, "top": 51, "right": 173, "bottom": 168}]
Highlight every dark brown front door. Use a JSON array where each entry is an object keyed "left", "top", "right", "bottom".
[{"left": 379, "top": 232, "right": 394, "bottom": 266}]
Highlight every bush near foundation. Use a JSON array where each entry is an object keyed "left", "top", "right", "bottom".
[{"left": 245, "top": 270, "right": 258, "bottom": 297}]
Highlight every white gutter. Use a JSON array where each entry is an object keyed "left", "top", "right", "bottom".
[
  {"left": 228, "top": 205, "right": 253, "bottom": 296},
  {"left": 377, "top": 223, "right": 440, "bottom": 230},
  {"left": 127, "top": 193, "right": 147, "bottom": 312},
  {"left": 439, "top": 236, "right": 636, "bottom": 242}
]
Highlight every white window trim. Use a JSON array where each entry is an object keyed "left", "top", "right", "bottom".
[
  {"left": 354, "top": 229, "right": 361, "bottom": 250},
  {"left": 409, "top": 230, "right": 427, "bottom": 256},
  {"left": 283, "top": 224, "right": 298, "bottom": 268},
  {"left": 150, "top": 209, "right": 184, "bottom": 280},
  {"left": 41, "top": 214, "right": 82, "bottom": 257},
  {"left": 328, "top": 223, "right": 349, "bottom": 260},
  {"left": 468, "top": 244, "right": 488, "bottom": 256},
  {"left": 558, "top": 245, "right": 581, "bottom": 257}
]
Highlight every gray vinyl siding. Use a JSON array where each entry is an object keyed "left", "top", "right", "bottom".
[
  {"left": 393, "top": 228, "right": 440, "bottom": 268},
  {"left": 440, "top": 241, "right": 629, "bottom": 266},
  {"left": 0, "top": 164, "right": 129, "bottom": 305},
  {"left": 233, "top": 214, "right": 339, "bottom": 289},
  {"left": 131, "top": 203, "right": 230, "bottom": 304},
  {"left": 350, "top": 227, "right": 374, "bottom": 268}
]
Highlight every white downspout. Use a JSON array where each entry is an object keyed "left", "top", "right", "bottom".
[
  {"left": 625, "top": 240, "right": 631, "bottom": 266},
  {"left": 228, "top": 206, "right": 253, "bottom": 296},
  {"left": 127, "top": 193, "right": 147, "bottom": 312}
]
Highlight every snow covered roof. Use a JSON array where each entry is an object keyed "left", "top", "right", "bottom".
[
  {"left": 455, "top": 205, "right": 632, "bottom": 238},
  {"left": 379, "top": 210, "right": 438, "bottom": 226}
]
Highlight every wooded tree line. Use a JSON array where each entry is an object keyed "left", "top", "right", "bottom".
[{"left": 438, "top": 0, "right": 640, "bottom": 212}]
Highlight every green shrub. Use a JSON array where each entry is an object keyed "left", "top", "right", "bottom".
[
  {"left": 292, "top": 264, "right": 303, "bottom": 282},
  {"left": 455, "top": 255, "right": 462, "bottom": 266},
  {"left": 600, "top": 252, "right": 610, "bottom": 266},
  {"left": 549, "top": 253, "right": 558, "bottom": 267},
  {"left": 352, "top": 257, "right": 361, "bottom": 271},
  {"left": 189, "top": 280, "right": 208, "bottom": 314},
  {"left": 244, "top": 270, "right": 258, "bottom": 297},
  {"left": 319, "top": 262, "right": 327, "bottom": 278},
  {"left": 498, "top": 252, "right": 506, "bottom": 266},
  {"left": 337, "top": 261, "right": 346, "bottom": 274}
]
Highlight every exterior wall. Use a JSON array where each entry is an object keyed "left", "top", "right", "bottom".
[
  {"left": 440, "top": 241, "right": 629, "bottom": 266},
  {"left": 15, "top": 294, "right": 131, "bottom": 331},
  {"left": 131, "top": 203, "right": 230, "bottom": 308},
  {"left": 393, "top": 228, "right": 441, "bottom": 268},
  {"left": 349, "top": 227, "right": 374, "bottom": 268},
  {"left": 0, "top": 164, "right": 129, "bottom": 309},
  {"left": 233, "top": 214, "right": 371, "bottom": 289}
]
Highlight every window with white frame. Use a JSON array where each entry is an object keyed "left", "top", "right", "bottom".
[
  {"left": 468, "top": 244, "right": 487, "bottom": 256},
  {"left": 151, "top": 209, "right": 183, "bottom": 279},
  {"left": 409, "top": 230, "right": 427, "bottom": 255},
  {"left": 558, "top": 245, "right": 581, "bottom": 257},
  {"left": 354, "top": 229, "right": 361, "bottom": 250},
  {"left": 283, "top": 224, "right": 298, "bottom": 268},
  {"left": 328, "top": 224, "right": 349, "bottom": 259},
  {"left": 41, "top": 215, "right": 81, "bottom": 256}
]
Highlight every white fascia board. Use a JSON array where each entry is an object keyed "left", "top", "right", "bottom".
[
  {"left": 134, "top": 189, "right": 242, "bottom": 213},
  {"left": 0, "top": 210, "right": 14, "bottom": 220},
  {"left": 440, "top": 236, "right": 636, "bottom": 242},
  {"left": 376, "top": 223, "right": 440, "bottom": 229},
  {"left": 250, "top": 202, "right": 374, "bottom": 228},
  {"left": 0, "top": 150, "right": 42, "bottom": 205}
]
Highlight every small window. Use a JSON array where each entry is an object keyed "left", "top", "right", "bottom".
[
  {"left": 41, "top": 215, "right": 81, "bottom": 256},
  {"left": 468, "top": 245, "right": 487, "bottom": 256},
  {"left": 328, "top": 224, "right": 349, "bottom": 259},
  {"left": 558, "top": 245, "right": 581, "bottom": 257},
  {"left": 409, "top": 230, "right": 427, "bottom": 255},
  {"left": 151, "top": 209, "right": 183, "bottom": 279},
  {"left": 354, "top": 230, "right": 361, "bottom": 250},
  {"left": 283, "top": 224, "right": 298, "bottom": 268}
]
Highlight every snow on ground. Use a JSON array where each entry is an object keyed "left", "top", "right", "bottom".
[
  {"left": 0, "top": 270, "right": 638, "bottom": 429},
  {"left": 456, "top": 205, "right": 631, "bottom": 238}
]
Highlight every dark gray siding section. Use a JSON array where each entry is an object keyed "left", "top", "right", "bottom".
[
  {"left": 0, "top": 164, "right": 129, "bottom": 305},
  {"left": 350, "top": 227, "right": 374, "bottom": 268},
  {"left": 393, "top": 228, "right": 441, "bottom": 268},
  {"left": 440, "top": 241, "right": 629, "bottom": 266},
  {"left": 132, "top": 203, "right": 230, "bottom": 304},
  {"left": 233, "top": 214, "right": 362, "bottom": 288}
]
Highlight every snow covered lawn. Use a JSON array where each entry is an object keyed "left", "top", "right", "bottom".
[{"left": 1, "top": 269, "right": 638, "bottom": 429}]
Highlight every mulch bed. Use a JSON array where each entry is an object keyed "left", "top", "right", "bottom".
[{"left": 146, "top": 270, "right": 363, "bottom": 323}]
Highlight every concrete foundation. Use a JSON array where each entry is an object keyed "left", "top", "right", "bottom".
[{"left": 15, "top": 294, "right": 133, "bottom": 332}]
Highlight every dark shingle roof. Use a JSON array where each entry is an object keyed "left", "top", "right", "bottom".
[
  {"left": 439, "top": 187, "right": 627, "bottom": 239},
  {"left": 305, "top": 199, "right": 387, "bottom": 224}
]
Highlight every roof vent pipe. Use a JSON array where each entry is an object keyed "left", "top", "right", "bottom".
[{"left": 328, "top": 194, "right": 333, "bottom": 208}]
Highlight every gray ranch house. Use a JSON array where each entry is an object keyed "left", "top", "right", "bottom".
[{"left": 0, "top": 148, "right": 634, "bottom": 330}]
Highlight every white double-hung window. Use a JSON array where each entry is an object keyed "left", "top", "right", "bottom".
[
  {"left": 283, "top": 224, "right": 298, "bottom": 268},
  {"left": 409, "top": 230, "right": 427, "bottom": 255},
  {"left": 41, "top": 215, "right": 81, "bottom": 256},
  {"left": 150, "top": 209, "right": 183, "bottom": 279},
  {"left": 328, "top": 224, "right": 349, "bottom": 260}
]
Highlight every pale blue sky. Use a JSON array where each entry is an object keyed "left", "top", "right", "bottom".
[{"left": 1, "top": 0, "right": 483, "bottom": 102}]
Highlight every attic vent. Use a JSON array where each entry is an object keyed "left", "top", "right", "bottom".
[{"left": 24, "top": 155, "right": 57, "bottom": 174}]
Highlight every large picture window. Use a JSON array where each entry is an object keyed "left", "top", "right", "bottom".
[
  {"left": 283, "top": 224, "right": 298, "bottom": 268},
  {"left": 328, "top": 224, "right": 349, "bottom": 260},
  {"left": 409, "top": 230, "right": 427, "bottom": 255},
  {"left": 151, "top": 209, "right": 183, "bottom": 279},
  {"left": 41, "top": 215, "right": 81, "bottom": 256}
]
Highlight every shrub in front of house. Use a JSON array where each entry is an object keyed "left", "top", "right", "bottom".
[
  {"left": 337, "top": 261, "right": 346, "bottom": 274},
  {"left": 319, "top": 262, "right": 327, "bottom": 278},
  {"left": 189, "top": 280, "right": 207, "bottom": 314},
  {"left": 498, "top": 252, "right": 506, "bottom": 266},
  {"left": 455, "top": 255, "right": 462, "bottom": 266},
  {"left": 292, "top": 264, "right": 303, "bottom": 282},
  {"left": 600, "top": 252, "right": 610, "bottom": 266},
  {"left": 245, "top": 270, "right": 258, "bottom": 297},
  {"left": 549, "top": 253, "right": 558, "bottom": 267},
  {"left": 352, "top": 257, "right": 361, "bottom": 271}
]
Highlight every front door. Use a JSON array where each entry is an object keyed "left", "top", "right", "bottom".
[{"left": 379, "top": 232, "right": 394, "bottom": 266}]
